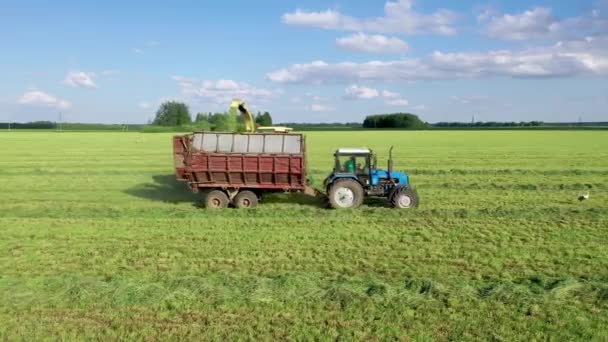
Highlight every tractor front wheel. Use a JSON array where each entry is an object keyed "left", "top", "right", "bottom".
[
  {"left": 328, "top": 179, "right": 364, "bottom": 209},
  {"left": 391, "top": 187, "right": 419, "bottom": 208}
]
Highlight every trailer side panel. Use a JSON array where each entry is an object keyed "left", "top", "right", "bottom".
[{"left": 176, "top": 132, "right": 308, "bottom": 192}]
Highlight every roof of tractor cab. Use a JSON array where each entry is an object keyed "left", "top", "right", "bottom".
[{"left": 336, "top": 148, "right": 372, "bottom": 155}]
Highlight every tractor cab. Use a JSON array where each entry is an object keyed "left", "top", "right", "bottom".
[
  {"left": 324, "top": 147, "right": 418, "bottom": 209},
  {"left": 332, "top": 148, "right": 375, "bottom": 183}
]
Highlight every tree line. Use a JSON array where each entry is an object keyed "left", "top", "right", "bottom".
[
  {"left": 151, "top": 101, "right": 273, "bottom": 131},
  {"left": 3, "top": 101, "right": 606, "bottom": 131},
  {"left": 0, "top": 121, "right": 144, "bottom": 130},
  {"left": 363, "top": 113, "right": 428, "bottom": 129},
  {"left": 433, "top": 121, "right": 544, "bottom": 127}
]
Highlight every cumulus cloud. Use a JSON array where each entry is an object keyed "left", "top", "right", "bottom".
[
  {"left": 310, "top": 103, "right": 335, "bottom": 112},
  {"left": 282, "top": 0, "right": 456, "bottom": 35},
  {"left": 172, "top": 76, "right": 277, "bottom": 104},
  {"left": 381, "top": 90, "right": 400, "bottom": 99},
  {"left": 483, "top": 7, "right": 608, "bottom": 41},
  {"left": 386, "top": 98, "right": 409, "bottom": 106},
  {"left": 344, "top": 85, "right": 380, "bottom": 99},
  {"left": 64, "top": 71, "right": 97, "bottom": 88},
  {"left": 475, "top": 7, "right": 499, "bottom": 22},
  {"left": 267, "top": 36, "right": 608, "bottom": 83},
  {"left": 344, "top": 85, "right": 409, "bottom": 106},
  {"left": 485, "top": 7, "right": 559, "bottom": 40},
  {"left": 413, "top": 104, "right": 426, "bottom": 110},
  {"left": 336, "top": 33, "right": 408, "bottom": 53},
  {"left": 18, "top": 90, "right": 71, "bottom": 109},
  {"left": 450, "top": 95, "right": 490, "bottom": 105},
  {"left": 139, "top": 101, "right": 151, "bottom": 109}
]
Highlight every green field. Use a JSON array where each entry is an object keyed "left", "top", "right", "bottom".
[{"left": 1, "top": 131, "right": 607, "bottom": 340}]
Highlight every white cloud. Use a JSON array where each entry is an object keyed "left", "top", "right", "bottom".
[
  {"left": 132, "top": 48, "right": 144, "bottom": 54},
  {"left": 451, "top": 95, "right": 490, "bottom": 105},
  {"left": 267, "top": 36, "right": 608, "bottom": 83},
  {"left": 485, "top": 7, "right": 559, "bottom": 40},
  {"left": 214, "top": 79, "right": 239, "bottom": 90},
  {"left": 476, "top": 7, "right": 499, "bottom": 22},
  {"left": 483, "top": 7, "right": 608, "bottom": 41},
  {"left": 344, "top": 85, "right": 409, "bottom": 106},
  {"left": 283, "top": 9, "right": 341, "bottom": 28},
  {"left": 310, "top": 103, "right": 335, "bottom": 112},
  {"left": 18, "top": 90, "right": 71, "bottom": 109},
  {"left": 344, "top": 84, "right": 380, "bottom": 99},
  {"left": 386, "top": 98, "right": 409, "bottom": 106},
  {"left": 139, "top": 101, "right": 151, "bottom": 109},
  {"left": 336, "top": 33, "right": 408, "bottom": 53},
  {"left": 282, "top": 0, "right": 456, "bottom": 35},
  {"left": 146, "top": 40, "right": 161, "bottom": 46},
  {"left": 381, "top": 90, "right": 400, "bottom": 99},
  {"left": 64, "top": 71, "right": 97, "bottom": 88},
  {"left": 413, "top": 104, "right": 426, "bottom": 110},
  {"left": 172, "top": 76, "right": 277, "bottom": 105}
]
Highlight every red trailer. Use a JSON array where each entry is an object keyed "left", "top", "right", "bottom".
[{"left": 173, "top": 132, "right": 317, "bottom": 208}]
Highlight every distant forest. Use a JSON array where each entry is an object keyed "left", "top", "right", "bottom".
[
  {"left": 4, "top": 100, "right": 606, "bottom": 131},
  {"left": 4, "top": 100, "right": 607, "bottom": 131},
  {"left": 2, "top": 120, "right": 607, "bottom": 131}
]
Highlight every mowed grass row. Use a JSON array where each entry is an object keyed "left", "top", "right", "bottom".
[{"left": 1, "top": 131, "right": 607, "bottom": 340}]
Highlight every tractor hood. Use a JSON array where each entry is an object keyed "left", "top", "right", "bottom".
[{"left": 372, "top": 169, "right": 409, "bottom": 186}]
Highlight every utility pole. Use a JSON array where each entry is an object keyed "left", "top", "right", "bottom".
[
  {"left": 7, "top": 122, "right": 10, "bottom": 131},
  {"left": 58, "top": 112, "right": 63, "bottom": 131}
]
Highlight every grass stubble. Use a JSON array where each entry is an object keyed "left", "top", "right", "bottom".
[{"left": 0, "top": 131, "right": 607, "bottom": 340}]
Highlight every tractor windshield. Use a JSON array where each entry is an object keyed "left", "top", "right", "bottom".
[{"left": 335, "top": 154, "right": 370, "bottom": 174}]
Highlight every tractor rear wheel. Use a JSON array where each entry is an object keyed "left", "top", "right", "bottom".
[
  {"left": 204, "top": 190, "right": 229, "bottom": 209},
  {"left": 328, "top": 179, "right": 364, "bottom": 209},
  {"left": 391, "top": 187, "right": 419, "bottom": 208},
  {"left": 233, "top": 190, "right": 258, "bottom": 209}
]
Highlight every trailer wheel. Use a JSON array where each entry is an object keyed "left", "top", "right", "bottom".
[
  {"left": 328, "top": 179, "right": 364, "bottom": 209},
  {"left": 391, "top": 187, "right": 419, "bottom": 208},
  {"left": 233, "top": 190, "right": 258, "bottom": 209},
  {"left": 204, "top": 190, "right": 229, "bottom": 209}
]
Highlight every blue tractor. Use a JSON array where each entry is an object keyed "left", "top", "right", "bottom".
[{"left": 323, "top": 147, "right": 419, "bottom": 209}]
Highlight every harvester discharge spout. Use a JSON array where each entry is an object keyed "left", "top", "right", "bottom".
[{"left": 230, "top": 99, "right": 256, "bottom": 133}]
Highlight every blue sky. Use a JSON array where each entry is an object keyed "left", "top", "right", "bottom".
[{"left": 1, "top": 0, "right": 607, "bottom": 123}]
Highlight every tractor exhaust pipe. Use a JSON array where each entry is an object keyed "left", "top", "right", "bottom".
[{"left": 388, "top": 146, "right": 394, "bottom": 179}]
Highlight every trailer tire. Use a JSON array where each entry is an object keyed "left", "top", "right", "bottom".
[
  {"left": 391, "top": 187, "right": 419, "bottom": 208},
  {"left": 233, "top": 190, "right": 258, "bottom": 209},
  {"left": 204, "top": 190, "right": 229, "bottom": 209},
  {"left": 328, "top": 179, "right": 364, "bottom": 209}
]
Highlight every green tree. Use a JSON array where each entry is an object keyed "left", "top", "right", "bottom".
[
  {"left": 362, "top": 113, "right": 427, "bottom": 129},
  {"left": 152, "top": 101, "right": 191, "bottom": 126},
  {"left": 254, "top": 112, "right": 261, "bottom": 126},
  {"left": 209, "top": 111, "right": 238, "bottom": 132},
  {"left": 195, "top": 112, "right": 211, "bottom": 123},
  {"left": 255, "top": 111, "right": 273, "bottom": 126},
  {"left": 192, "top": 112, "right": 212, "bottom": 131}
]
